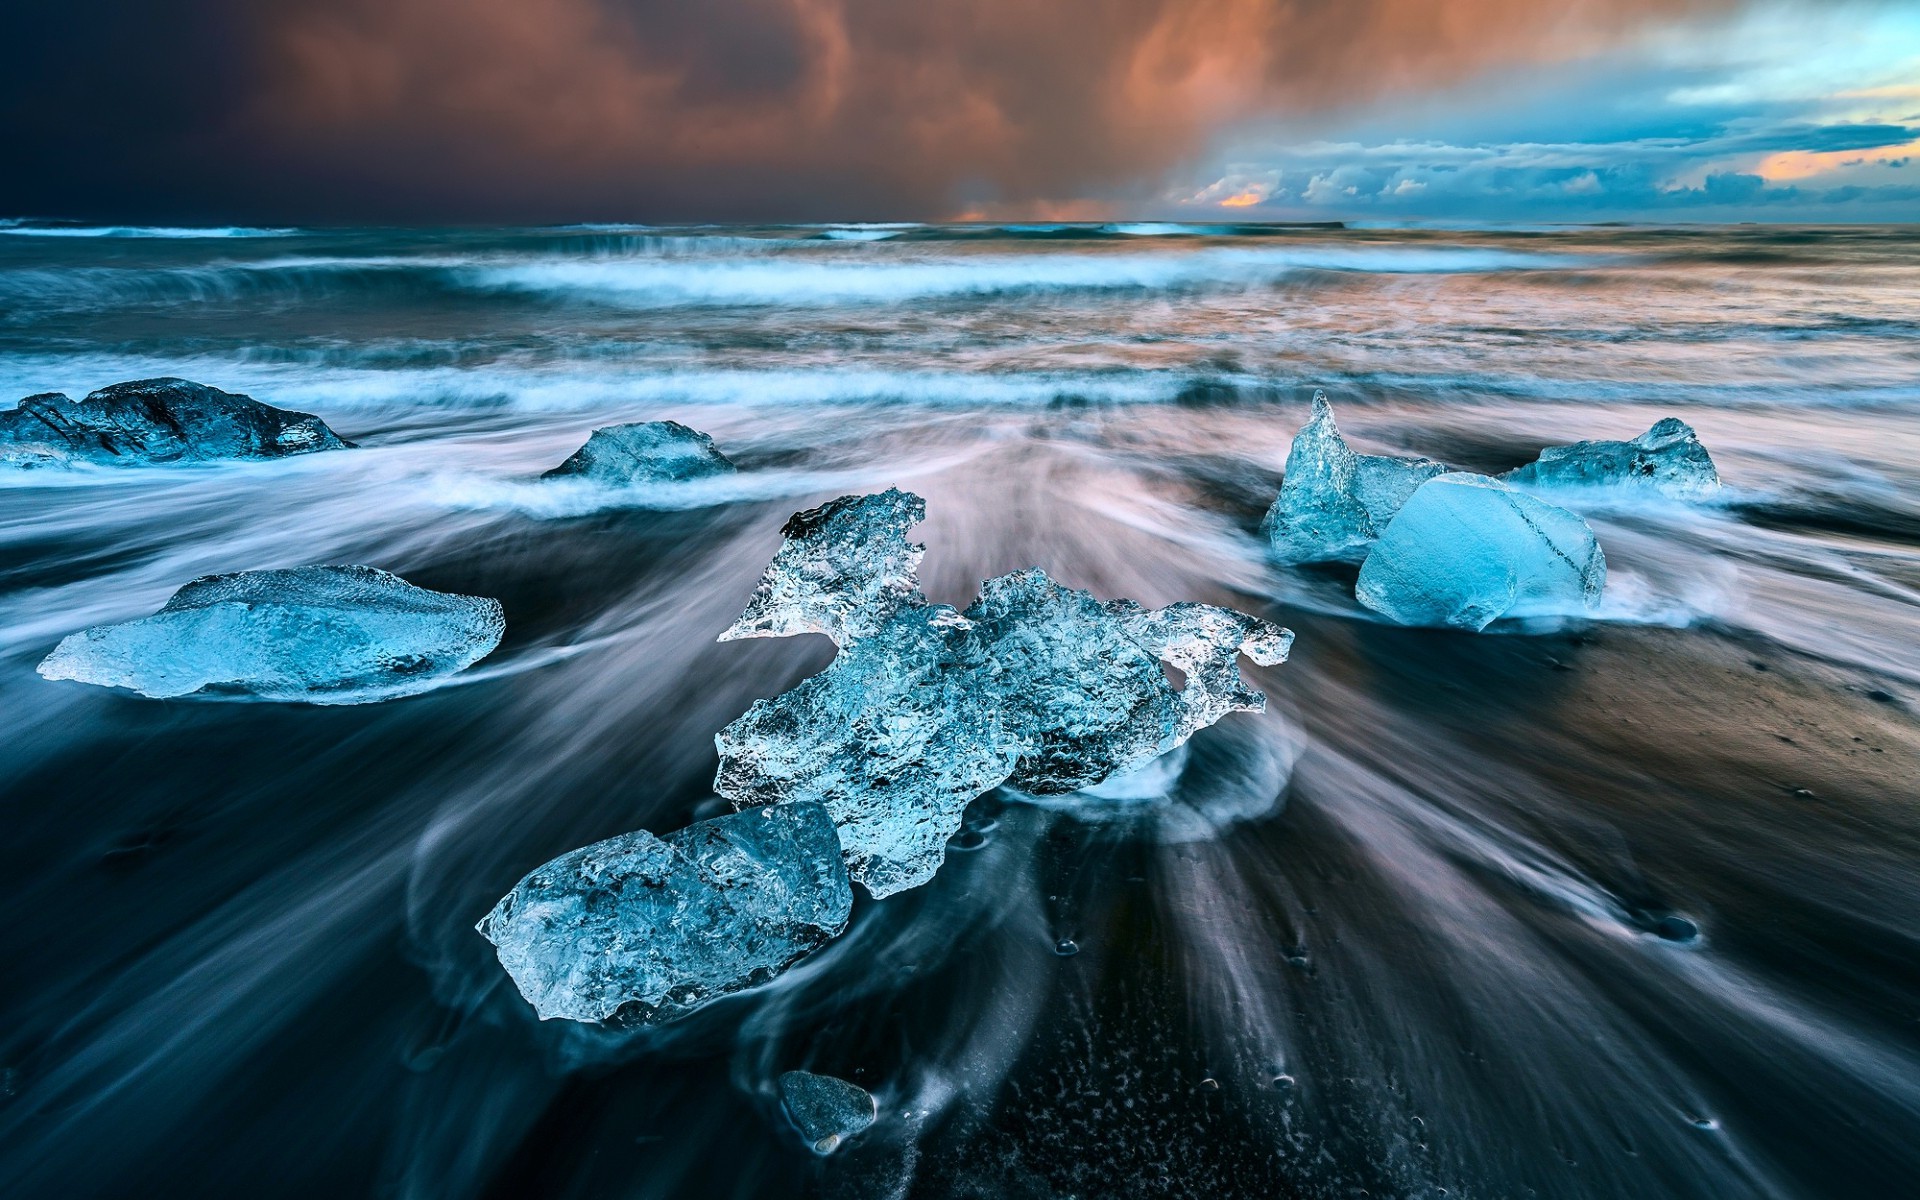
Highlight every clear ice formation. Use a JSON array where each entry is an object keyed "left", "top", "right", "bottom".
[
  {"left": 1263, "top": 393, "right": 1449, "bottom": 564},
  {"left": 779, "top": 1070, "right": 877, "bottom": 1154},
  {"left": 542, "top": 420, "right": 737, "bottom": 485},
  {"left": 721, "top": 488, "right": 928, "bottom": 646},
  {"left": 1503, "top": 417, "right": 1722, "bottom": 498},
  {"left": 1355, "top": 473, "right": 1606, "bottom": 631},
  {"left": 715, "top": 490, "right": 1291, "bottom": 896},
  {"left": 477, "top": 803, "right": 852, "bottom": 1024},
  {"left": 37, "top": 565, "right": 504, "bottom": 703},
  {"left": 0, "top": 377, "right": 349, "bottom": 467}
]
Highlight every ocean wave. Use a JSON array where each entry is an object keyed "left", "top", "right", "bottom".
[{"left": 0, "top": 220, "right": 299, "bottom": 238}]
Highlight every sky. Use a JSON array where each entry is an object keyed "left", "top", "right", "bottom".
[{"left": 1, "top": 0, "right": 1915, "bottom": 223}]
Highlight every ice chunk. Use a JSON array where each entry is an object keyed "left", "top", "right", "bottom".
[
  {"left": 477, "top": 803, "right": 851, "bottom": 1024},
  {"left": 37, "top": 565, "right": 504, "bottom": 703},
  {"left": 1503, "top": 417, "right": 1721, "bottom": 498},
  {"left": 720, "top": 489, "right": 927, "bottom": 646},
  {"left": 0, "top": 378, "right": 349, "bottom": 466},
  {"left": 715, "top": 492, "right": 1291, "bottom": 896},
  {"left": 1263, "top": 393, "right": 1448, "bottom": 564},
  {"left": 1355, "top": 473, "right": 1605, "bottom": 631},
  {"left": 716, "top": 603, "right": 1023, "bottom": 897},
  {"left": 779, "top": 1071, "right": 876, "bottom": 1154},
  {"left": 541, "top": 420, "right": 737, "bottom": 485}
]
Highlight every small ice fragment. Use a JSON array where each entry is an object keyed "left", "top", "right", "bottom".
[
  {"left": 0, "top": 378, "right": 349, "bottom": 466},
  {"left": 37, "top": 565, "right": 504, "bottom": 703},
  {"left": 1355, "top": 473, "right": 1605, "bottom": 631},
  {"left": 1503, "top": 417, "right": 1721, "bottom": 498},
  {"left": 477, "top": 804, "right": 851, "bottom": 1024},
  {"left": 720, "top": 489, "right": 928, "bottom": 647},
  {"left": 541, "top": 420, "right": 736, "bottom": 485},
  {"left": 778, "top": 1070, "right": 876, "bottom": 1154},
  {"left": 1264, "top": 393, "right": 1448, "bottom": 563}
]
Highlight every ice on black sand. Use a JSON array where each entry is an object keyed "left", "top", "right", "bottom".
[
  {"left": 37, "top": 565, "right": 503, "bottom": 703},
  {"left": 1355, "top": 473, "right": 1606, "bottom": 631},
  {"left": 477, "top": 804, "right": 852, "bottom": 1024},
  {"left": 715, "top": 489, "right": 1291, "bottom": 896}
]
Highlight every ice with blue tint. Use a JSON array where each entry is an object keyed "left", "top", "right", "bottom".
[
  {"left": 0, "top": 377, "right": 349, "bottom": 467},
  {"left": 716, "top": 601, "right": 1021, "bottom": 898},
  {"left": 715, "top": 491, "right": 1291, "bottom": 896},
  {"left": 541, "top": 420, "right": 737, "bottom": 485},
  {"left": 1264, "top": 393, "right": 1449, "bottom": 563},
  {"left": 1504, "top": 417, "right": 1722, "bottom": 498},
  {"left": 476, "top": 803, "right": 851, "bottom": 1024},
  {"left": 1356, "top": 473, "right": 1606, "bottom": 631},
  {"left": 37, "top": 565, "right": 504, "bottom": 703},
  {"left": 720, "top": 488, "right": 929, "bottom": 646},
  {"left": 779, "top": 1071, "right": 877, "bottom": 1154}
]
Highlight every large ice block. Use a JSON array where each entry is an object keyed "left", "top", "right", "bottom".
[
  {"left": 1263, "top": 394, "right": 1448, "bottom": 563},
  {"left": 0, "top": 378, "right": 349, "bottom": 466},
  {"left": 1355, "top": 473, "right": 1606, "bottom": 631},
  {"left": 541, "top": 420, "right": 737, "bottom": 485},
  {"left": 714, "top": 492, "right": 1291, "bottom": 896},
  {"left": 37, "top": 565, "right": 504, "bottom": 703},
  {"left": 1503, "top": 417, "right": 1721, "bottom": 498},
  {"left": 476, "top": 803, "right": 852, "bottom": 1024}
]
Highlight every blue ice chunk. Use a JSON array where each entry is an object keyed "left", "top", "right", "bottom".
[
  {"left": 0, "top": 378, "right": 349, "bottom": 466},
  {"left": 779, "top": 1070, "right": 876, "bottom": 1153},
  {"left": 476, "top": 803, "right": 851, "bottom": 1024},
  {"left": 1355, "top": 473, "right": 1606, "bottom": 631},
  {"left": 542, "top": 420, "right": 737, "bottom": 485},
  {"left": 715, "top": 602, "right": 1022, "bottom": 898},
  {"left": 1264, "top": 393, "right": 1448, "bottom": 564},
  {"left": 720, "top": 488, "right": 927, "bottom": 647},
  {"left": 714, "top": 492, "right": 1291, "bottom": 896},
  {"left": 1503, "top": 417, "right": 1721, "bottom": 499},
  {"left": 36, "top": 565, "right": 503, "bottom": 703}
]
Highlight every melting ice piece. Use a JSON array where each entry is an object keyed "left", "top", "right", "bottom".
[
  {"left": 0, "top": 378, "right": 349, "bottom": 466},
  {"left": 541, "top": 420, "right": 737, "bottom": 485},
  {"left": 721, "top": 488, "right": 927, "bottom": 646},
  {"left": 477, "top": 804, "right": 851, "bottom": 1024},
  {"left": 1503, "top": 417, "right": 1721, "bottom": 498},
  {"left": 1263, "top": 393, "right": 1448, "bottom": 564},
  {"left": 715, "top": 491, "right": 1291, "bottom": 896},
  {"left": 37, "top": 565, "right": 504, "bottom": 703},
  {"left": 1355, "top": 473, "right": 1605, "bottom": 631},
  {"left": 716, "top": 603, "right": 1023, "bottom": 898},
  {"left": 779, "top": 1070, "right": 876, "bottom": 1154}
]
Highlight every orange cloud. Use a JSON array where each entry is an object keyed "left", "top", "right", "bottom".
[
  {"left": 244, "top": 0, "right": 1740, "bottom": 219},
  {"left": 1755, "top": 137, "right": 1920, "bottom": 182},
  {"left": 1218, "top": 190, "right": 1266, "bottom": 208}
]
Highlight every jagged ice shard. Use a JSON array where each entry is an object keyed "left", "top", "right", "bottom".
[
  {"left": 1355, "top": 473, "right": 1606, "bottom": 631},
  {"left": 1264, "top": 393, "right": 1448, "bottom": 564},
  {"left": 37, "top": 565, "right": 504, "bottom": 703},
  {"left": 715, "top": 490, "right": 1291, "bottom": 896},
  {"left": 542, "top": 420, "right": 737, "bottom": 485},
  {"left": 779, "top": 1071, "right": 877, "bottom": 1154},
  {"left": 477, "top": 804, "right": 852, "bottom": 1024},
  {"left": 0, "top": 377, "right": 349, "bottom": 467},
  {"left": 1503, "top": 417, "right": 1722, "bottom": 499}
]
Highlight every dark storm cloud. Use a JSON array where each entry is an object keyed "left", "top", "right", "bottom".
[{"left": 0, "top": 0, "right": 1737, "bottom": 222}]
